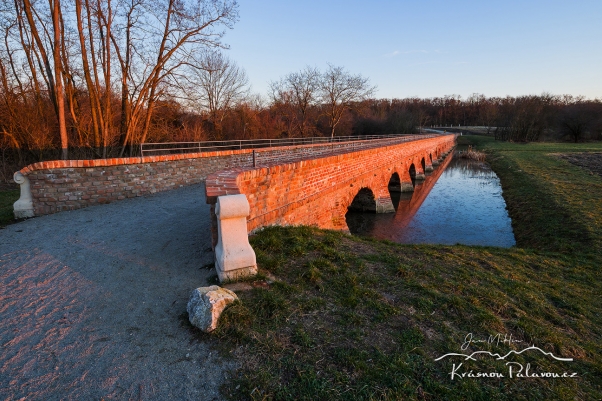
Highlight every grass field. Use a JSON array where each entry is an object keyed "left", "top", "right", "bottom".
[{"left": 208, "top": 136, "right": 602, "bottom": 400}]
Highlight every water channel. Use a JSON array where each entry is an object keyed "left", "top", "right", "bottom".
[{"left": 346, "top": 148, "right": 516, "bottom": 247}]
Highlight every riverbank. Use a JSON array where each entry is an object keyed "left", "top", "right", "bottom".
[
  {"left": 211, "top": 136, "right": 602, "bottom": 400},
  {"left": 462, "top": 135, "right": 602, "bottom": 254}
]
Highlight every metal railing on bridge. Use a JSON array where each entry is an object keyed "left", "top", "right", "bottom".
[{"left": 139, "top": 133, "right": 442, "bottom": 157}]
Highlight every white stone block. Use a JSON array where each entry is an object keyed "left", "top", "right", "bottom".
[{"left": 214, "top": 194, "right": 257, "bottom": 282}]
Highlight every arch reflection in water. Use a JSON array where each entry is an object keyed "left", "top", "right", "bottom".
[{"left": 345, "top": 151, "right": 516, "bottom": 247}]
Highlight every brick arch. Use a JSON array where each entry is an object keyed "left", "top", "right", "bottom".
[
  {"left": 432, "top": 149, "right": 441, "bottom": 167},
  {"left": 341, "top": 181, "right": 373, "bottom": 208},
  {"left": 394, "top": 162, "right": 409, "bottom": 180},
  {"left": 387, "top": 171, "right": 404, "bottom": 210},
  {"left": 391, "top": 165, "right": 414, "bottom": 193},
  {"left": 425, "top": 153, "right": 434, "bottom": 172},
  {"left": 339, "top": 169, "right": 395, "bottom": 216},
  {"left": 346, "top": 186, "right": 377, "bottom": 212},
  {"left": 408, "top": 156, "right": 424, "bottom": 175},
  {"left": 409, "top": 163, "right": 417, "bottom": 184},
  {"left": 388, "top": 171, "right": 402, "bottom": 191}
]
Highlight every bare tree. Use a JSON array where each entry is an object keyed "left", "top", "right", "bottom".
[
  {"left": 232, "top": 93, "right": 264, "bottom": 139},
  {"left": 105, "top": 0, "right": 239, "bottom": 154},
  {"left": 559, "top": 100, "right": 601, "bottom": 143},
  {"left": 143, "top": 0, "right": 238, "bottom": 148},
  {"left": 75, "top": 0, "right": 104, "bottom": 153},
  {"left": 190, "top": 50, "right": 248, "bottom": 139},
  {"left": 20, "top": 0, "right": 70, "bottom": 158},
  {"left": 270, "top": 66, "right": 320, "bottom": 137},
  {"left": 268, "top": 83, "right": 295, "bottom": 138},
  {"left": 320, "top": 64, "right": 375, "bottom": 138},
  {"left": 416, "top": 108, "right": 430, "bottom": 134},
  {"left": 479, "top": 99, "right": 499, "bottom": 135},
  {"left": 0, "top": 0, "right": 240, "bottom": 159}
]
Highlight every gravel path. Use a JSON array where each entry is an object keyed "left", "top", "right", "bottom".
[{"left": 0, "top": 183, "right": 234, "bottom": 400}]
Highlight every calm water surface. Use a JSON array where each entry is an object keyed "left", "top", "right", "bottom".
[{"left": 346, "top": 151, "right": 516, "bottom": 247}]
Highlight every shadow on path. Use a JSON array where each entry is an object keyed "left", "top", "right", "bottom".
[{"left": 0, "top": 183, "right": 231, "bottom": 400}]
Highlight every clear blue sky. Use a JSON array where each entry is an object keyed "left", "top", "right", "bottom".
[{"left": 222, "top": 0, "right": 602, "bottom": 100}]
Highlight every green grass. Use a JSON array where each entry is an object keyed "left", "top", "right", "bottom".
[
  {"left": 0, "top": 189, "right": 19, "bottom": 227},
  {"left": 209, "top": 136, "right": 602, "bottom": 400}
]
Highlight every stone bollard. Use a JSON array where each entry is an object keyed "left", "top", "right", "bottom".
[
  {"left": 13, "top": 172, "right": 34, "bottom": 219},
  {"left": 214, "top": 194, "right": 257, "bottom": 282}
]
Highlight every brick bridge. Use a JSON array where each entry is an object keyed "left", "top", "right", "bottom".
[{"left": 205, "top": 134, "right": 456, "bottom": 244}]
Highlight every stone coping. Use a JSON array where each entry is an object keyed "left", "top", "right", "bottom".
[{"left": 17, "top": 150, "right": 246, "bottom": 176}]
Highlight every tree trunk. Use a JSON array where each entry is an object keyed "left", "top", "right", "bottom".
[
  {"left": 76, "top": 0, "right": 101, "bottom": 150},
  {"left": 51, "top": 0, "right": 69, "bottom": 159}
]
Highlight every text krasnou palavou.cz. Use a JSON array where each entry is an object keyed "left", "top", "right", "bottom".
[{"left": 449, "top": 363, "right": 578, "bottom": 380}]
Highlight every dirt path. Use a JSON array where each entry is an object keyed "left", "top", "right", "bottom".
[{"left": 0, "top": 183, "right": 234, "bottom": 400}]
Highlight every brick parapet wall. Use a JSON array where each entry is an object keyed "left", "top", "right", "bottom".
[
  {"left": 16, "top": 136, "right": 424, "bottom": 216},
  {"left": 205, "top": 135, "right": 457, "bottom": 243}
]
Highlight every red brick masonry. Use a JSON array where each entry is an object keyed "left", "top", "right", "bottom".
[
  {"left": 17, "top": 137, "right": 431, "bottom": 216},
  {"left": 205, "top": 135, "right": 456, "bottom": 241}
]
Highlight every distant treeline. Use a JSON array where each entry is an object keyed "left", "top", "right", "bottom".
[
  {"left": 356, "top": 94, "right": 602, "bottom": 143},
  {"left": 3, "top": 88, "right": 601, "bottom": 182},
  {"left": 3, "top": 87, "right": 600, "bottom": 157}
]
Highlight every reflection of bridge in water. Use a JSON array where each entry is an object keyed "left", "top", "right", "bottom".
[
  {"left": 346, "top": 152, "right": 516, "bottom": 247},
  {"left": 346, "top": 148, "right": 455, "bottom": 235}
]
